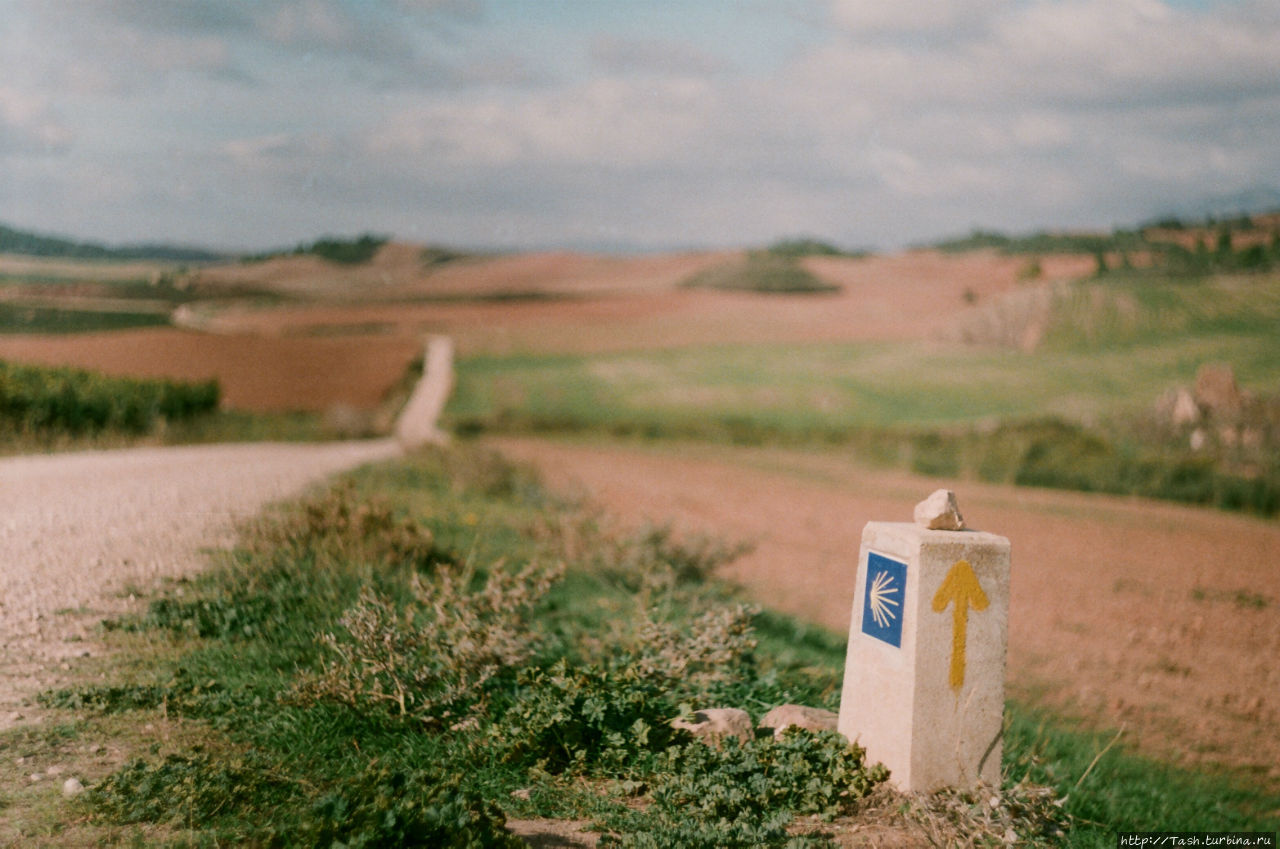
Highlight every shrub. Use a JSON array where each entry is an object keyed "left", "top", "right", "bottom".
[
  {"left": 766, "top": 238, "right": 855, "bottom": 258},
  {"left": 625, "top": 603, "right": 758, "bottom": 695},
  {"left": 1014, "top": 424, "right": 1118, "bottom": 492},
  {"left": 255, "top": 481, "right": 446, "bottom": 565},
  {"left": 91, "top": 755, "right": 523, "bottom": 847},
  {"left": 0, "top": 359, "right": 219, "bottom": 437},
  {"left": 296, "top": 559, "right": 564, "bottom": 724},
  {"left": 680, "top": 252, "right": 840, "bottom": 294},
  {"left": 600, "top": 730, "right": 889, "bottom": 847},
  {"left": 90, "top": 752, "right": 292, "bottom": 826},
  {"left": 299, "top": 233, "right": 389, "bottom": 264},
  {"left": 495, "top": 660, "right": 682, "bottom": 774},
  {"left": 598, "top": 523, "right": 752, "bottom": 588},
  {"left": 492, "top": 594, "right": 757, "bottom": 773},
  {"left": 285, "top": 765, "right": 523, "bottom": 848},
  {"left": 910, "top": 431, "right": 961, "bottom": 477}
]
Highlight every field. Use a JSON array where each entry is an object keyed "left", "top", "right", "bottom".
[
  {"left": 2, "top": 227, "right": 1279, "bottom": 842},
  {"left": 493, "top": 436, "right": 1280, "bottom": 788},
  {"left": 0, "top": 329, "right": 419, "bottom": 413}
]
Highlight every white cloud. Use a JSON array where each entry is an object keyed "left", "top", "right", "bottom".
[
  {"left": 1010, "top": 113, "right": 1073, "bottom": 149},
  {"left": 590, "top": 35, "right": 726, "bottom": 77},
  {"left": 257, "top": 0, "right": 415, "bottom": 69},
  {"left": 222, "top": 133, "right": 303, "bottom": 161},
  {"left": 4, "top": 0, "right": 1280, "bottom": 251},
  {"left": 0, "top": 88, "right": 73, "bottom": 155},
  {"left": 829, "top": 0, "right": 1008, "bottom": 37},
  {"left": 787, "top": 0, "right": 1280, "bottom": 212},
  {"left": 366, "top": 76, "right": 718, "bottom": 168}
]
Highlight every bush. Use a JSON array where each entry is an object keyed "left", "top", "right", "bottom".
[
  {"left": 253, "top": 481, "right": 447, "bottom": 566},
  {"left": 0, "top": 359, "right": 219, "bottom": 437},
  {"left": 680, "top": 252, "right": 840, "bottom": 294},
  {"left": 910, "top": 431, "right": 961, "bottom": 477},
  {"left": 298, "top": 233, "right": 388, "bottom": 264},
  {"left": 286, "top": 766, "right": 523, "bottom": 848},
  {"left": 91, "top": 754, "right": 523, "bottom": 847},
  {"left": 296, "top": 559, "right": 564, "bottom": 724},
  {"left": 496, "top": 660, "right": 682, "bottom": 774},
  {"left": 597, "top": 523, "right": 752, "bottom": 588},
  {"left": 91, "top": 752, "right": 291, "bottom": 826},
  {"left": 1014, "top": 423, "right": 1118, "bottom": 492},
  {"left": 766, "top": 238, "right": 858, "bottom": 258},
  {"left": 601, "top": 730, "right": 889, "bottom": 847}
]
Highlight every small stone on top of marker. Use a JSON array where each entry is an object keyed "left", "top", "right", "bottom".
[{"left": 914, "top": 489, "right": 965, "bottom": 531}]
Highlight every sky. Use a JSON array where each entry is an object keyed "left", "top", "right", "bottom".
[{"left": 1, "top": 0, "right": 1278, "bottom": 253}]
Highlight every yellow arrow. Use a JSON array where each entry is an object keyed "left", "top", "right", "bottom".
[{"left": 931, "top": 559, "right": 989, "bottom": 691}]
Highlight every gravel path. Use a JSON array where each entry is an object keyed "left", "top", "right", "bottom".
[
  {"left": 394, "top": 335, "right": 454, "bottom": 449},
  {"left": 0, "top": 439, "right": 403, "bottom": 729}
]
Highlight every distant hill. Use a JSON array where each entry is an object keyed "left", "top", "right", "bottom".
[
  {"left": 932, "top": 208, "right": 1280, "bottom": 254},
  {"left": 0, "top": 223, "right": 227, "bottom": 263},
  {"left": 1177, "top": 186, "right": 1280, "bottom": 223}
]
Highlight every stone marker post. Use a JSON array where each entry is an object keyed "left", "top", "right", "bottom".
[{"left": 838, "top": 491, "right": 1010, "bottom": 793}]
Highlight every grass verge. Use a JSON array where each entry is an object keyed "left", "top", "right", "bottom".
[{"left": 9, "top": 447, "right": 1278, "bottom": 846}]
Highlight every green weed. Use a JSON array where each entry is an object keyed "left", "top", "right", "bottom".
[
  {"left": 0, "top": 359, "right": 218, "bottom": 437},
  {"left": 284, "top": 764, "right": 524, "bottom": 848},
  {"left": 295, "top": 559, "right": 564, "bottom": 724},
  {"left": 599, "top": 730, "right": 889, "bottom": 847},
  {"left": 1004, "top": 710, "right": 1280, "bottom": 845}
]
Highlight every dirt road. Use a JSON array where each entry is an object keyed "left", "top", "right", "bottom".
[
  {"left": 491, "top": 436, "right": 1280, "bottom": 786},
  {"left": 0, "top": 439, "right": 401, "bottom": 730}
]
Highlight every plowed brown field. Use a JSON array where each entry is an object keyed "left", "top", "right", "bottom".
[
  {"left": 0, "top": 329, "right": 419, "bottom": 412},
  {"left": 3, "top": 249, "right": 1087, "bottom": 411},
  {"left": 174, "top": 249, "right": 1094, "bottom": 357},
  {"left": 4, "top": 248, "right": 1078, "bottom": 407},
  {"left": 492, "top": 436, "right": 1280, "bottom": 788}
]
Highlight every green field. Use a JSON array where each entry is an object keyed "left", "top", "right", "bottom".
[
  {"left": 0, "top": 302, "right": 171, "bottom": 334},
  {"left": 451, "top": 272, "right": 1280, "bottom": 433},
  {"left": 450, "top": 339, "right": 1277, "bottom": 434}
]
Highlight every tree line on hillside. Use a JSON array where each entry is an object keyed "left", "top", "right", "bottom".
[
  {"left": 0, "top": 223, "right": 225, "bottom": 263},
  {"left": 242, "top": 233, "right": 391, "bottom": 265},
  {"left": 933, "top": 210, "right": 1280, "bottom": 275}
]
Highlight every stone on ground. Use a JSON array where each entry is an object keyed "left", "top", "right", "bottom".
[
  {"left": 670, "top": 707, "right": 753, "bottom": 745},
  {"left": 1194, "top": 363, "right": 1244, "bottom": 417},
  {"left": 758, "top": 704, "right": 838, "bottom": 739}
]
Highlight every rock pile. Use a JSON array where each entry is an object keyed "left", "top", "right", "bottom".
[
  {"left": 1157, "top": 363, "right": 1273, "bottom": 452},
  {"left": 670, "top": 704, "right": 839, "bottom": 746}
]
